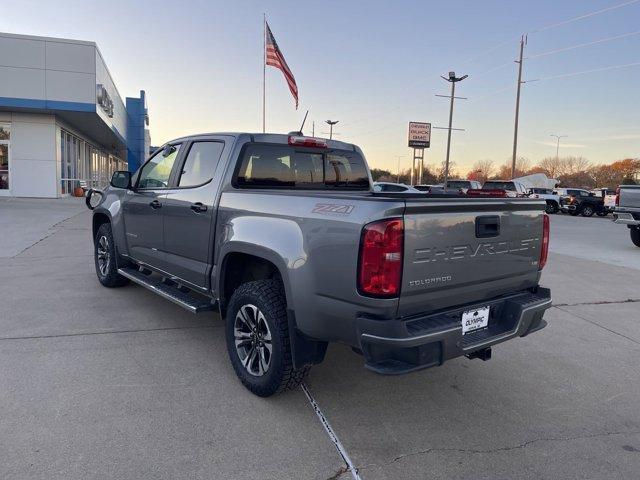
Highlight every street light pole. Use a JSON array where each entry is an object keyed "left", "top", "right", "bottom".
[
  {"left": 325, "top": 120, "right": 339, "bottom": 140},
  {"left": 550, "top": 134, "right": 567, "bottom": 160},
  {"left": 440, "top": 71, "right": 468, "bottom": 187}
]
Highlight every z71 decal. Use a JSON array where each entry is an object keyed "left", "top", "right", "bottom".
[{"left": 312, "top": 203, "right": 355, "bottom": 215}]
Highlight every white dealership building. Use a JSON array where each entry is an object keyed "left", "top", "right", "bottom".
[{"left": 0, "top": 32, "right": 150, "bottom": 198}]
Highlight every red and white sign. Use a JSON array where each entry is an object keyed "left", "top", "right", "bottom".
[{"left": 408, "top": 122, "right": 431, "bottom": 148}]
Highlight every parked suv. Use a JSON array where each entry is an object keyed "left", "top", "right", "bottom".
[{"left": 87, "top": 133, "right": 552, "bottom": 397}]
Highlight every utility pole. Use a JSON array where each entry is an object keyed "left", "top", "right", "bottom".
[
  {"left": 325, "top": 120, "right": 339, "bottom": 139},
  {"left": 396, "top": 155, "right": 404, "bottom": 183},
  {"left": 435, "top": 71, "right": 467, "bottom": 186},
  {"left": 312, "top": 121, "right": 315, "bottom": 137},
  {"left": 511, "top": 34, "right": 527, "bottom": 178},
  {"left": 550, "top": 134, "right": 567, "bottom": 160}
]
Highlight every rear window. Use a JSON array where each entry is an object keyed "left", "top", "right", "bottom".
[
  {"left": 446, "top": 181, "right": 470, "bottom": 189},
  {"left": 235, "top": 144, "right": 369, "bottom": 190},
  {"left": 483, "top": 181, "right": 515, "bottom": 190}
]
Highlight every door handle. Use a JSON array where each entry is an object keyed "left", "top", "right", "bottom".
[
  {"left": 190, "top": 202, "right": 208, "bottom": 213},
  {"left": 149, "top": 200, "right": 162, "bottom": 209}
]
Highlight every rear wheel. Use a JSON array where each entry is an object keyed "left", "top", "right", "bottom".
[
  {"left": 94, "top": 223, "right": 130, "bottom": 287},
  {"left": 545, "top": 201, "right": 559, "bottom": 214},
  {"left": 631, "top": 228, "right": 640, "bottom": 248},
  {"left": 225, "top": 279, "right": 309, "bottom": 397},
  {"left": 581, "top": 205, "right": 595, "bottom": 217}
]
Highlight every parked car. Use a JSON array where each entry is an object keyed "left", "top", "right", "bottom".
[
  {"left": 528, "top": 188, "right": 561, "bottom": 214},
  {"left": 481, "top": 180, "right": 529, "bottom": 197},
  {"left": 373, "top": 181, "right": 423, "bottom": 193},
  {"left": 556, "top": 188, "right": 605, "bottom": 217},
  {"left": 445, "top": 179, "right": 482, "bottom": 193},
  {"left": 86, "top": 132, "right": 552, "bottom": 397},
  {"left": 590, "top": 188, "right": 617, "bottom": 215},
  {"left": 612, "top": 185, "right": 640, "bottom": 247}
]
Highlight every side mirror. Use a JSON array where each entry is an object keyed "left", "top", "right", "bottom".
[
  {"left": 111, "top": 171, "right": 132, "bottom": 189},
  {"left": 163, "top": 144, "right": 176, "bottom": 157}
]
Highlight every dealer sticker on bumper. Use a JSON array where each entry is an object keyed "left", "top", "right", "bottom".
[{"left": 462, "top": 306, "right": 490, "bottom": 335}]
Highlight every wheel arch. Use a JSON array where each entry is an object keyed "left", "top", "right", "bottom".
[{"left": 217, "top": 246, "right": 327, "bottom": 369}]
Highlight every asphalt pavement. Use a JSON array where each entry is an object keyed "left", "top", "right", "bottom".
[{"left": 1, "top": 198, "right": 639, "bottom": 480}]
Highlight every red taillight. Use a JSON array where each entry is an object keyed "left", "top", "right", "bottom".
[
  {"left": 288, "top": 135, "right": 327, "bottom": 148},
  {"left": 539, "top": 214, "right": 550, "bottom": 270},
  {"left": 358, "top": 219, "right": 404, "bottom": 297},
  {"left": 615, "top": 187, "right": 620, "bottom": 206}
]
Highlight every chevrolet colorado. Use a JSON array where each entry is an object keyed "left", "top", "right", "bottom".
[{"left": 87, "top": 133, "right": 552, "bottom": 396}]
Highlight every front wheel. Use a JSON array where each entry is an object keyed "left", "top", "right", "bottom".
[
  {"left": 545, "top": 202, "right": 559, "bottom": 214},
  {"left": 631, "top": 228, "right": 640, "bottom": 248},
  {"left": 225, "top": 279, "right": 309, "bottom": 397},
  {"left": 581, "top": 205, "right": 595, "bottom": 217},
  {"left": 94, "top": 223, "right": 130, "bottom": 287}
]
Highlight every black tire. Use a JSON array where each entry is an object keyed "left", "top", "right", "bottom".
[
  {"left": 94, "top": 223, "right": 130, "bottom": 287},
  {"left": 631, "top": 228, "right": 640, "bottom": 248},
  {"left": 225, "top": 279, "right": 309, "bottom": 397},
  {"left": 581, "top": 205, "right": 595, "bottom": 217},
  {"left": 545, "top": 201, "right": 559, "bottom": 214}
]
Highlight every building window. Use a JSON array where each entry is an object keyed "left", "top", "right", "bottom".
[
  {"left": 0, "top": 123, "right": 9, "bottom": 190},
  {"left": 59, "top": 128, "right": 124, "bottom": 195}
]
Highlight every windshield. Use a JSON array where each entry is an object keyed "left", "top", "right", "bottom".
[{"left": 483, "top": 181, "right": 515, "bottom": 190}]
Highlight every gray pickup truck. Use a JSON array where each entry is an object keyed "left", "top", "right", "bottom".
[
  {"left": 87, "top": 133, "right": 552, "bottom": 396},
  {"left": 613, "top": 185, "right": 640, "bottom": 247}
]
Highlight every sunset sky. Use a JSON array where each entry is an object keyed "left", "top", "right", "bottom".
[{"left": 5, "top": 0, "right": 640, "bottom": 175}]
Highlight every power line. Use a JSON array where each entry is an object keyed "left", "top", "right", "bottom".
[
  {"left": 530, "top": 0, "right": 640, "bottom": 34},
  {"left": 536, "top": 61, "right": 640, "bottom": 81},
  {"left": 528, "top": 30, "right": 640, "bottom": 59}
]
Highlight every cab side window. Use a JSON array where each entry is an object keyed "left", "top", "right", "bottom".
[
  {"left": 138, "top": 144, "right": 181, "bottom": 189},
  {"left": 178, "top": 141, "right": 225, "bottom": 187}
]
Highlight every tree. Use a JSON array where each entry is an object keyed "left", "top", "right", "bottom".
[
  {"left": 537, "top": 157, "right": 562, "bottom": 178},
  {"left": 494, "top": 157, "right": 530, "bottom": 179},
  {"left": 370, "top": 168, "right": 392, "bottom": 181},
  {"left": 467, "top": 159, "right": 494, "bottom": 183}
]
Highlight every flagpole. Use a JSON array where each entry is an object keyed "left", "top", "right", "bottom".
[{"left": 262, "top": 13, "right": 266, "bottom": 133}]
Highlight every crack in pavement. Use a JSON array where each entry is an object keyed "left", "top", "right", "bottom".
[
  {"left": 12, "top": 210, "right": 87, "bottom": 258},
  {"left": 0, "top": 324, "right": 223, "bottom": 342},
  {"left": 360, "top": 430, "right": 640, "bottom": 472},
  {"left": 554, "top": 305, "right": 640, "bottom": 346},
  {"left": 553, "top": 298, "right": 640, "bottom": 307}
]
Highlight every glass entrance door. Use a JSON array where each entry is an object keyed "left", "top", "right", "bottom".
[{"left": 0, "top": 123, "right": 9, "bottom": 191}]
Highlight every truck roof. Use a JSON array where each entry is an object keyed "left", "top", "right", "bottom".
[{"left": 169, "top": 132, "right": 358, "bottom": 152}]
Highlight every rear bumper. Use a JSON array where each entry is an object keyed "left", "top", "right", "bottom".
[
  {"left": 612, "top": 211, "right": 640, "bottom": 226},
  {"left": 560, "top": 204, "right": 576, "bottom": 212},
  {"left": 357, "top": 287, "right": 552, "bottom": 374}
]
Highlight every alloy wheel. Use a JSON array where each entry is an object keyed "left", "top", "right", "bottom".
[
  {"left": 234, "top": 304, "right": 273, "bottom": 376},
  {"left": 97, "top": 235, "right": 111, "bottom": 276}
]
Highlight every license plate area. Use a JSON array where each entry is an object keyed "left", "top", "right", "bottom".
[{"left": 462, "top": 306, "right": 490, "bottom": 335}]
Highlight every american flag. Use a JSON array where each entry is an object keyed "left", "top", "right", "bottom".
[{"left": 265, "top": 22, "right": 299, "bottom": 109}]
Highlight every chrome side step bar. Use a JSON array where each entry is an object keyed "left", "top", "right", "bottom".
[{"left": 118, "top": 267, "right": 216, "bottom": 314}]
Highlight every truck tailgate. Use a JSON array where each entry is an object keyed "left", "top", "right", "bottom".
[
  {"left": 399, "top": 198, "right": 544, "bottom": 317},
  {"left": 619, "top": 185, "right": 640, "bottom": 208}
]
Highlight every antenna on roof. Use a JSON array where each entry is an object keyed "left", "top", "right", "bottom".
[{"left": 298, "top": 110, "right": 309, "bottom": 135}]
